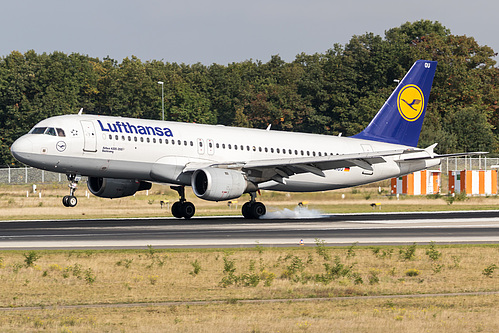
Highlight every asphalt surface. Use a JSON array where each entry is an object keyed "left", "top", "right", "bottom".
[{"left": 1, "top": 210, "right": 499, "bottom": 249}]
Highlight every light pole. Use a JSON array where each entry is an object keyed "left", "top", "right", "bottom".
[{"left": 158, "top": 81, "right": 164, "bottom": 121}]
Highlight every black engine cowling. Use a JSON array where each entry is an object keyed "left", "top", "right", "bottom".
[
  {"left": 192, "top": 168, "right": 249, "bottom": 201},
  {"left": 87, "top": 177, "right": 152, "bottom": 198}
]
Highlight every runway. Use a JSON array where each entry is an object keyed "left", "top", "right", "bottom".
[{"left": 1, "top": 210, "right": 499, "bottom": 249}]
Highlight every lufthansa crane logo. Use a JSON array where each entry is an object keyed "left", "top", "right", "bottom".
[
  {"left": 397, "top": 84, "right": 424, "bottom": 122},
  {"left": 56, "top": 141, "right": 67, "bottom": 152}
]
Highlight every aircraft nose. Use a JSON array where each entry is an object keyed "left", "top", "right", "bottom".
[{"left": 11, "top": 136, "right": 33, "bottom": 162}]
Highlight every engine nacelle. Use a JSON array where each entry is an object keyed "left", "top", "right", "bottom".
[
  {"left": 192, "top": 168, "right": 249, "bottom": 201},
  {"left": 87, "top": 177, "right": 152, "bottom": 198}
]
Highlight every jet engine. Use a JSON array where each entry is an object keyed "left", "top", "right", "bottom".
[
  {"left": 192, "top": 168, "right": 250, "bottom": 201},
  {"left": 87, "top": 177, "right": 152, "bottom": 198}
]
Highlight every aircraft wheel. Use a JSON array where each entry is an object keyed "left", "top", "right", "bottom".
[
  {"left": 242, "top": 202, "right": 251, "bottom": 219},
  {"left": 171, "top": 202, "right": 183, "bottom": 218},
  {"left": 181, "top": 202, "right": 195, "bottom": 219},
  {"left": 67, "top": 196, "right": 78, "bottom": 207},
  {"left": 251, "top": 202, "right": 266, "bottom": 219},
  {"left": 62, "top": 196, "right": 70, "bottom": 207}
]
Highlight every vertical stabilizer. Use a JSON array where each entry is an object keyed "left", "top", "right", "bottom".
[{"left": 352, "top": 60, "right": 437, "bottom": 147}]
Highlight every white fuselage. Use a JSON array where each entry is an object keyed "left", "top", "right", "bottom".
[{"left": 11, "top": 114, "right": 440, "bottom": 193}]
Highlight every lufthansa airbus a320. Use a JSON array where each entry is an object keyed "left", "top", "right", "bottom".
[{"left": 11, "top": 60, "right": 478, "bottom": 219}]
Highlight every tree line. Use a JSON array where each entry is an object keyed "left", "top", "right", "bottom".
[{"left": 1, "top": 20, "right": 498, "bottom": 166}]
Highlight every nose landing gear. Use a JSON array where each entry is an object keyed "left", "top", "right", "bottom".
[{"left": 62, "top": 174, "right": 81, "bottom": 207}]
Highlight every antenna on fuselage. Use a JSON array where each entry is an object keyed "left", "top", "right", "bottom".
[
  {"left": 266, "top": 124, "right": 271, "bottom": 131},
  {"left": 78, "top": 108, "right": 83, "bottom": 115}
]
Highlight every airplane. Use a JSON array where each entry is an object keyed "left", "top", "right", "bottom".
[{"left": 10, "top": 60, "right": 480, "bottom": 219}]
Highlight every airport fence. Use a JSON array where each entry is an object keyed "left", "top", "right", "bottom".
[
  {"left": 0, "top": 166, "right": 65, "bottom": 184},
  {"left": 0, "top": 157, "right": 498, "bottom": 184}
]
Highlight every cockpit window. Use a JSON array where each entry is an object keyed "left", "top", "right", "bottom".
[
  {"left": 30, "top": 127, "right": 65, "bottom": 137},
  {"left": 31, "top": 127, "right": 47, "bottom": 134},
  {"left": 45, "top": 128, "right": 57, "bottom": 136}
]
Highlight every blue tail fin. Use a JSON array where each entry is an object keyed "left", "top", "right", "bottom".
[{"left": 352, "top": 60, "right": 437, "bottom": 147}]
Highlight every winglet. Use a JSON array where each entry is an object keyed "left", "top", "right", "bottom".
[
  {"left": 425, "top": 143, "right": 438, "bottom": 158},
  {"left": 352, "top": 60, "right": 437, "bottom": 147},
  {"left": 78, "top": 108, "right": 83, "bottom": 115}
]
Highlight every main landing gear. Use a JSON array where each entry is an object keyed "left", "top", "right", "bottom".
[
  {"left": 62, "top": 174, "right": 81, "bottom": 207},
  {"left": 242, "top": 192, "right": 266, "bottom": 219},
  {"left": 171, "top": 186, "right": 196, "bottom": 219}
]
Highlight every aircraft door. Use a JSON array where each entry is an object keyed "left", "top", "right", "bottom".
[
  {"left": 197, "top": 138, "right": 205, "bottom": 155},
  {"left": 207, "top": 139, "right": 214, "bottom": 155},
  {"left": 81, "top": 120, "right": 97, "bottom": 152}
]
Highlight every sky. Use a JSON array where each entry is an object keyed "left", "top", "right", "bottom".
[{"left": 1, "top": 0, "right": 497, "bottom": 65}]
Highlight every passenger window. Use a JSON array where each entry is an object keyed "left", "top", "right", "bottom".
[
  {"left": 190, "top": 141, "right": 194, "bottom": 146},
  {"left": 140, "top": 137, "right": 144, "bottom": 142},
  {"left": 295, "top": 150, "right": 298, "bottom": 155},
  {"left": 216, "top": 143, "right": 219, "bottom": 148},
  {"left": 122, "top": 135, "right": 125, "bottom": 141},
  {"left": 109, "top": 135, "right": 112, "bottom": 140},
  {"left": 147, "top": 138, "right": 150, "bottom": 143},
  {"left": 172, "top": 140, "right": 175, "bottom": 145},
  {"left": 264, "top": 147, "right": 268, "bottom": 153},
  {"left": 159, "top": 138, "right": 162, "bottom": 143},
  {"left": 271, "top": 148, "right": 274, "bottom": 153},
  {"left": 246, "top": 146, "right": 250, "bottom": 151},
  {"left": 277, "top": 148, "right": 280, "bottom": 153},
  {"left": 222, "top": 144, "right": 225, "bottom": 149},
  {"left": 165, "top": 139, "right": 169, "bottom": 144},
  {"left": 128, "top": 136, "right": 132, "bottom": 141},
  {"left": 234, "top": 145, "right": 237, "bottom": 150},
  {"left": 259, "top": 147, "right": 262, "bottom": 152},
  {"left": 115, "top": 135, "right": 119, "bottom": 140},
  {"left": 228, "top": 144, "right": 232, "bottom": 149},
  {"left": 184, "top": 141, "right": 187, "bottom": 146},
  {"left": 56, "top": 128, "right": 65, "bottom": 137},
  {"left": 134, "top": 137, "right": 137, "bottom": 142},
  {"left": 240, "top": 145, "right": 243, "bottom": 150}
]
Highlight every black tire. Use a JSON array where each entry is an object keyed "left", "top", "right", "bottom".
[
  {"left": 250, "top": 202, "right": 266, "bottom": 219},
  {"left": 171, "top": 201, "right": 183, "bottom": 218},
  {"left": 62, "top": 196, "right": 70, "bottom": 207},
  {"left": 67, "top": 196, "right": 77, "bottom": 207},
  {"left": 181, "top": 202, "right": 195, "bottom": 219},
  {"left": 242, "top": 202, "right": 251, "bottom": 219}
]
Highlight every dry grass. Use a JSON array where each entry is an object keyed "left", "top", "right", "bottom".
[
  {"left": 2, "top": 182, "right": 499, "bottom": 220},
  {"left": 0, "top": 245, "right": 497, "bottom": 307},
  {"left": 0, "top": 295, "right": 498, "bottom": 332},
  {"left": 0, "top": 245, "right": 498, "bottom": 331}
]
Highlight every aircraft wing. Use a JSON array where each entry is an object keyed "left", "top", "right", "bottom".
[
  {"left": 183, "top": 147, "right": 428, "bottom": 183},
  {"left": 182, "top": 144, "right": 486, "bottom": 184}
]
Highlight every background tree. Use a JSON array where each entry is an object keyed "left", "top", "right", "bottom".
[{"left": 1, "top": 20, "right": 498, "bottom": 166}]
